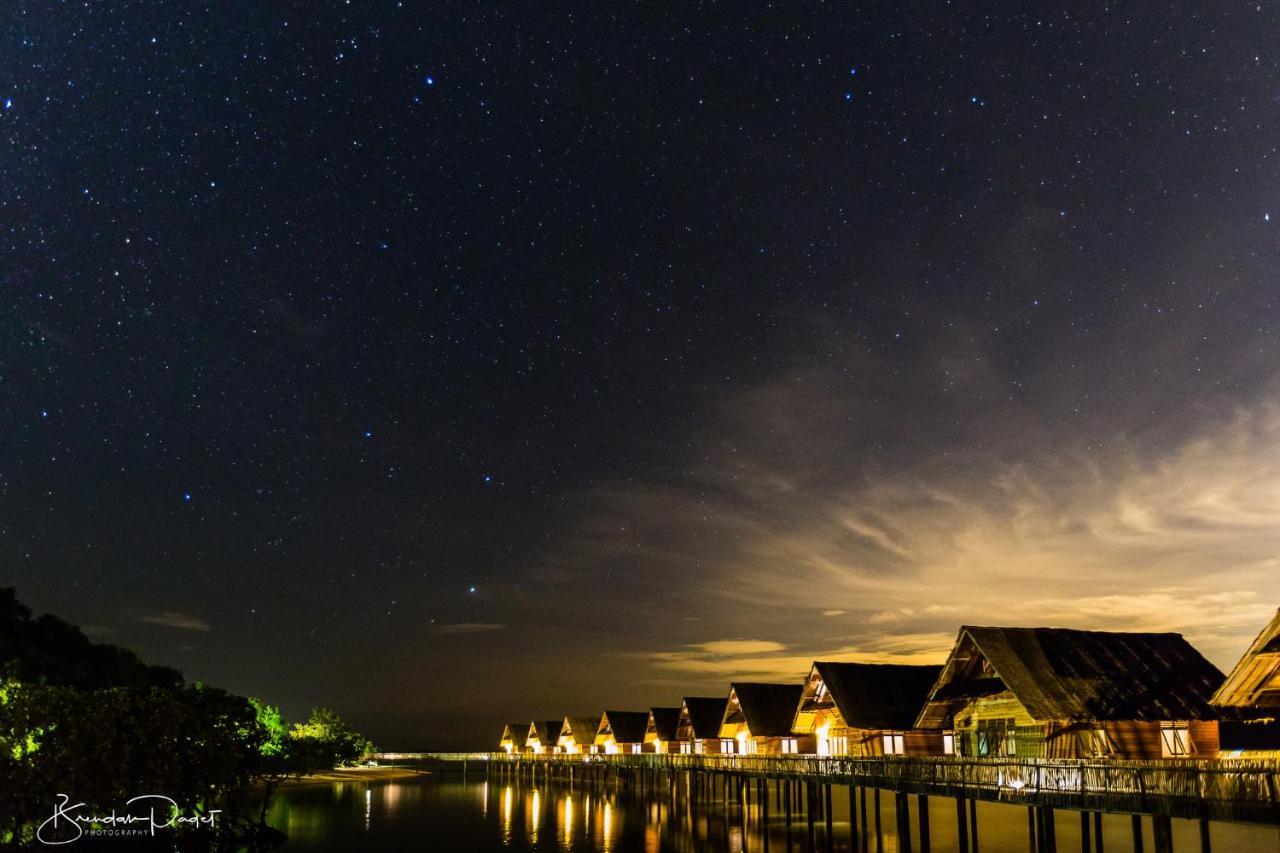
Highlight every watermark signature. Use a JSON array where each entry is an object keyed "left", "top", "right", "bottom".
[{"left": 37, "top": 793, "right": 219, "bottom": 845}]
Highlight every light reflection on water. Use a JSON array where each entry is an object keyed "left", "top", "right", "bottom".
[{"left": 268, "top": 771, "right": 1280, "bottom": 852}]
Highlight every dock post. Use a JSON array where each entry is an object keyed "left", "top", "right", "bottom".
[
  {"left": 874, "top": 788, "right": 883, "bottom": 853},
  {"left": 1043, "top": 807, "right": 1057, "bottom": 853},
  {"left": 1197, "top": 818, "right": 1210, "bottom": 853},
  {"left": 970, "top": 798, "right": 979, "bottom": 852},
  {"left": 1151, "top": 816, "right": 1172, "bottom": 853},
  {"left": 1029, "top": 806, "right": 1039, "bottom": 853},
  {"left": 785, "top": 780, "right": 794, "bottom": 851},
  {"left": 1081, "top": 811, "right": 1091, "bottom": 853},
  {"left": 918, "top": 794, "right": 931, "bottom": 853},
  {"left": 897, "top": 792, "right": 913, "bottom": 853},
  {"left": 850, "top": 786, "right": 859, "bottom": 847},
  {"left": 957, "top": 797, "right": 969, "bottom": 853},
  {"left": 1094, "top": 812, "right": 1104, "bottom": 853},
  {"left": 808, "top": 783, "right": 818, "bottom": 852},
  {"left": 825, "top": 784, "right": 834, "bottom": 852},
  {"left": 1131, "top": 815, "right": 1144, "bottom": 853}
]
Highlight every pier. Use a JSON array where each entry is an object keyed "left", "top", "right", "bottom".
[{"left": 372, "top": 752, "right": 1280, "bottom": 852}]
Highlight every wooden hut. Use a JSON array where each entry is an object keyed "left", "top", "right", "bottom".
[
  {"left": 792, "top": 661, "right": 946, "bottom": 756},
  {"left": 499, "top": 722, "right": 529, "bottom": 754},
  {"left": 645, "top": 707, "right": 681, "bottom": 753},
  {"left": 718, "top": 683, "right": 811, "bottom": 755},
  {"left": 558, "top": 716, "right": 601, "bottom": 754},
  {"left": 526, "top": 720, "right": 562, "bottom": 754},
  {"left": 1211, "top": 608, "right": 1280, "bottom": 757},
  {"left": 915, "top": 626, "right": 1223, "bottom": 759},
  {"left": 674, "top": 697, "right": 729, "bottom": 754},
  {"left": 595, "top": 710, "right": 650, "bottom": 754}
]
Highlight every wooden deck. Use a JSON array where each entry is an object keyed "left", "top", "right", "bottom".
[{"left": 371, "top": 752, "right": 1280, "bottom": 825}]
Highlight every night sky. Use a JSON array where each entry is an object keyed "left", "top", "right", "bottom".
[{"left": 5, "top": 3, "right": 1280, "bottom": 749}]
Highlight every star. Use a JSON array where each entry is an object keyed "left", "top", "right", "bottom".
[
  {"left": 424, "top": 75, "right": 435, "bottom": 87},
  {"left": 183, "top": 493, "right": 192, "bottom": 502},
  {"left": 468, "top": 586, "right": 477, "bottom": 594}
]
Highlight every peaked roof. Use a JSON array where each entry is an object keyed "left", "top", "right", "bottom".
[
  {"left": 560, "top": 716, "right": 599, "bottom": 745},
  {"left": 730, "top": 682, "right": 804, "bottom": 737},
  {"left": 599, "top": 710, "right": 650, "bottom": 743},
  {"left": 917, "top": 626, "right": 1224, "bottom": 727},
  {"left": 680, "top": 697, "right": 729, "bottom": 738},
  {"left": 1212, "top": 609, "right": 1280, "bottom": 710},
  {"left": 647, "top": 707, "right": 681, "bottom": 740},
  {"left": 807, "top": 661, "right": 943, "bottom": 730},
  {"left": 527, "top": 720, "right": 561, "bottom": 743},
  {"left": 500, "top": 723, "right": 528, "bottom": 747}
]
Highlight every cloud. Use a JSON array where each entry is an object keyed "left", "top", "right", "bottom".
[
  {"left": 432, "top": 622, "right": 508, "bottom": 635},
  {"left": 138, "top": 612, "right": 211, "bottom": 632},
  {"left": 535, "top": 341, "right": 1280, "bottom": 673}
]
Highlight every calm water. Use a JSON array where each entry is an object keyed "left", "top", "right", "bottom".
[{"left": 268, "top": 771, "right": 1280, "bottom": 852}]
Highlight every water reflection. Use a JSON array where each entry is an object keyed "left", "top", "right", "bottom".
[{"left": 267, "top": 770, "right": 1279, "bottom": 852}]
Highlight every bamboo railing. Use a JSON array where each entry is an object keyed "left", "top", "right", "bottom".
[{"left": 370, "top": 752, "right": 1280, "bottom": 824}]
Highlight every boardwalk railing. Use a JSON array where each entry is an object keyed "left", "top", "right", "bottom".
[{"left": 371, "top": 752, "right": 1280, "bottom": 824}]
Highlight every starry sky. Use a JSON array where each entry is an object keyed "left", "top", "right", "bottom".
[{"left": 4, "top": 3, "right": 1280, "bottom": 749}]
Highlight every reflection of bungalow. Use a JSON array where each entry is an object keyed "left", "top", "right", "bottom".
[
  {"left": 558, "top": 716, "right": 601, "bottom": 754},
  {"left": 499, "top": 722, "right": 529, "bottom": 754},
  {"left": 675, "top": 697, "right": 729, "bottom": 754},
  {"left": 1212, "top": 609, "right": 1280, "bottom": 757},
  {"left": 792, "top": 662, "right": 945, "bottom": 756},
  {"left": 596, "top": 710, "right": 650, "bottom": 754},
  {"left": 526, "top": 720, "right": 562, "bottom": 754},
  {"left": 719, "top": 683, "right": 810, "bottom": 755},
  {"left": 645, "top": 707, "right": 681, "bottom": 753},
  {"left": 916, "top": 626, "right": 1223, "bottom": 760}
]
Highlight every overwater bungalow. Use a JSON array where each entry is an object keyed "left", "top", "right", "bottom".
[
  {"left": 558, "top": 716, "right": 601, "bottom": 754},
  {"left": 596, "top": 710, "right": 650, "bottom": 754},
  {"left": 915, "top": 626, "right": 1223, "bottom": 759},
  {"left": 526, "top": 720, "right": 562, "bottom": 754},
  {"left": 499, "top": 722, "right": 529, "bottom": 754},
  {"left": 675, "top": 697, "right": 729, "bottom": 754},
  {"left": 645, "top": 707, "right": 681, "bottom": 753},
  {"left": 1212, "top": 608, "right": 1280, "bottom": 757},
  {"left": 718, "top": 683, "right": 810, "bottom": 755},
  {"left": 792, "top": 661, "right": 946, "bottom": 756}
]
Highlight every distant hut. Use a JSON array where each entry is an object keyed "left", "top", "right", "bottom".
[
  {"left": 792, "top": 662, "right": 945, "bottom": 756},
  {"left": 596, "top": 710, "right": 650, "bottom": 754},
  {"left": 675, "top": 697, "right": 730, "bottom": 754},
  {"left": 499, "top": 722, "right": 529, "bottom": 754},
  {"left": 1211, "top": 609, "right": 1280, "bottom": 757},
  {"left": 526, "top": 720, "right": 562, "bottom": 754},
  {"left": 645, "top": 707, "right": 681, "bottom": 753},
  {"left": 558, "top": 716, "right": 601, "bottom": 754},
  {"left": 916, "top": 626, "right": 1223, "bottom": 759},
  {"left": 719, "top": 683, "right": 810, "bottom": 755}
]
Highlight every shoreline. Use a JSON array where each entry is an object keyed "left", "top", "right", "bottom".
[{"left": 275, "top": 766, "right": 429, "bottom": 786}]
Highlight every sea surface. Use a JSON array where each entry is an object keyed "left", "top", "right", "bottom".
[{"left": 268, "top": 771, "right": 1280, "bottom": 852}]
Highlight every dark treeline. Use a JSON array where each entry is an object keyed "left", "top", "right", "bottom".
[{"left": 0, "top": 588, "right": 371, "bottom": 849}]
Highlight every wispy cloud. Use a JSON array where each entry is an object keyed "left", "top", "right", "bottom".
[
  {"left": 432, "top": 622, "right": 508, "bottom": 635},
  {"left": 139, "top": 612, "right": 211, "bottom": 632}
]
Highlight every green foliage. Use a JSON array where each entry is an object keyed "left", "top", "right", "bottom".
[{"left": 0, "top": 589, "right": 374, "bottom": 849}]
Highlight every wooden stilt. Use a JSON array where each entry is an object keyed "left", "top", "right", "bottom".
[
  {"left": 957, "top": 796, "right": 970, "bottom": 853},
  {"left": 1131, "top": 815, "right": 1144, "bottom": 853}
]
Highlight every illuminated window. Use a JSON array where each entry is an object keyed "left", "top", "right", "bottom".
[
  {"left": 630, "top": 743, "right": 642, "bottom": 754},
  {"left": 882, "top": 733, "right": 905, "bottom": 755},
  {"left": 694, "top": 741, "right": 705, "bottom": 755},
  {"left": 680, "top": 742, "right": 692, "bottom": 755},
  {"left": 942, "top": 733, "right": 955, "bottom": 755},
  {"left": 831, "top": 736, "right": 848, "bottom": 755},
  {"left": 781, "top": 738, "right": 798, "bottom": 754},
  {"left": 1078, "top": 729, "right": 1112, "bottom": 757},
  {"left": 721, "top": 739, "right": 735, "bottom": 753},
  {"left": 1161, "top": 723, "right": 1191, "bottom": 757}
]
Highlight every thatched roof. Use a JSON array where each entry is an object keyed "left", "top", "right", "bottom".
[
  {"left": 679, "top": 697, "right": 729, "bottom": 739},
  {"left": 561, "top": 716, "right": 599, "bottom": 746},
  {"left": 727, "top": 683, "right": 804, "bottom": 737},
  {"left": 599, "top": 710, "right": 650, "bottom": 744},
  {"left": 916, "top": 626, "right": 1224, "bottom": 728},
  {"left": 1212, "top": 609, "right": 1280, "bottom": 711},
  {"left": 803, "top": 661, "right": 943, "bottom": 730},
  {"left": 527, "top": 720, "right": 561, "bottom": 744},
  {"left": 647, "top": 707, "right": 681, "bottom": 741},
  {"left": 500, "top": 723, "right": 529, "bottom": 748}
]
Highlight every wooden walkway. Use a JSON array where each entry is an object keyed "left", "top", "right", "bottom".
[{"left": 371, "top": 752, "right": 1280, "bottom": 826}]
